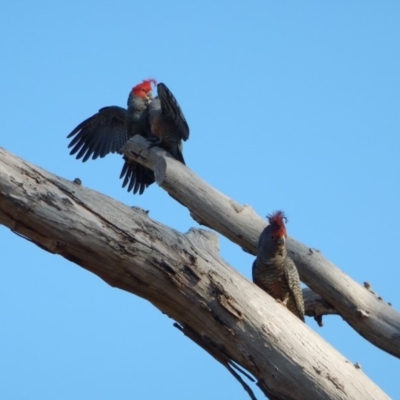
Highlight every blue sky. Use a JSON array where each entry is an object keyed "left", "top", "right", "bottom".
[{"left": 1, "top": 2, "right": 399, "bottom": 399}]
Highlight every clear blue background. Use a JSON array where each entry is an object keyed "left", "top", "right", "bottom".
[{"left": 1, "top": 2, "right": 399, "bottom": 399}]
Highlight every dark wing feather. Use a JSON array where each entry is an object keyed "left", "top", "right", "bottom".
[
  {"left": 67, "top": 106, "right": 128, "bottom": 161},
  {"left": 119, "top": 156, "right": 155, "bottom": 195},
  {"left": 174, "top": 142, "right": 185, "bottom": 165},
  {"left": 157, "top": 83, "right": 190, "bottom": 141},
  {"left": 284, "top": 257, "right": 305, "bottom": 321}
]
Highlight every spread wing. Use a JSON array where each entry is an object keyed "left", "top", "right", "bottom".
[
  {"left": 68, "top": 105, "right": 156, "bottom": 195},
  {"left": 157, "top": 83, "right": 189, "bottom": 142},
  {"left": 67, "top": 106, "right": 128, "bottom": 162}
]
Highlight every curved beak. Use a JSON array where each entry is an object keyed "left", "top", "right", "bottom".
[{"left": 277, "top": 236, "right": 286, "bottom": 246}]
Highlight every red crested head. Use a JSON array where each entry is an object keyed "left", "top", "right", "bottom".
[
  {"left": 131, "top": 79, "right": 157, "bottom": 98},
  {"left": 267, "top": 210, "right": 287, "bottom": 239}
]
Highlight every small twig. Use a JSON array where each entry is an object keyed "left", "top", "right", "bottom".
[
  {"left": 173, "top": 323, "right": 258, "bottom": 400},
  {"left": 229, "top": 360, "right": 255, "bottom": 382},
  {"left": 226, "top": 362, "right": 257, "bottom": 400},
  {"left": 303, "top": 288, "right": 338, "bottom": 326}
]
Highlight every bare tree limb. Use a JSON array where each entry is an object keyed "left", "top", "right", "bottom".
[
  {"left": 122, "top": 137, "right": 400, "bottom": 358},
  {"left": 303, "top": 288, "right": 337, "bottom": 327},
  {"left": 0, "top": 146, "right": 390, "bottom": 399}
]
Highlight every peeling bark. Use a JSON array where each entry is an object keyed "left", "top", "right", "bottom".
[
  {"left": 123, "top": 136, "right": 400, "bottom": 359},
  {"left": 0, "top": 145, "right": 394, "bottom": 399}
]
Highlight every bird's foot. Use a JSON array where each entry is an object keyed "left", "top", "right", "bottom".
[
  {"left": 148, "top": 139, "right": 162, "bottom": 149},
  {"left": 276, "top": 298, "right": 289, "bottom": 306}
]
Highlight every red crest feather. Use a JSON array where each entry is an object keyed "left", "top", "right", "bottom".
[
  {"left": 132, "top": 79, "right": 157, "bottom": 96},
  {"left": 267, "top": 210, "right": 287, "bottom": 237}
]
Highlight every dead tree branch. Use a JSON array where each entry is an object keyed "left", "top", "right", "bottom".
[
  {"left": 0, "top": 146, "right": 390, "bottom": 399},
  {"left": 122, "top": 136, "right": 400, "bottom": 359}
]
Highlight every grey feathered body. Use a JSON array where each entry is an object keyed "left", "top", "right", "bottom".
[
  {"left": 252, "top": 227, "right": 305, "bottom": 321},
  {"left": 67, "top": 82, "right": 189, "bottom": 195}
]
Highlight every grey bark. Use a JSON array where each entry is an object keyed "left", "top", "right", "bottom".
[
  {"left": 123, "top": 136, "right": 400, "bottom": 359},
  {"left": 0, "top": 145, "right": 394, "bottom": 399}
]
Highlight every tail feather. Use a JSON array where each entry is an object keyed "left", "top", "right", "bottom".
[
  {"left": 120, "top": 157, "right": 155, "bottom": 195},
  {"left": 175, "top": 149, "right": 185, "bottom": 165}
]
